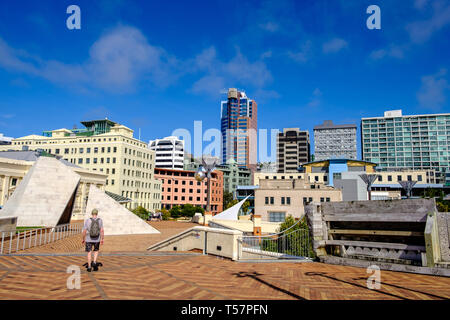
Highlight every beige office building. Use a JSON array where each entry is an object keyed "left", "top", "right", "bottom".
[
  {"left": 0, "top": 119, "right": 161, "bottom": 212},
  {"left": 254, "top": 179, "right": 342, "bottom": 222}
]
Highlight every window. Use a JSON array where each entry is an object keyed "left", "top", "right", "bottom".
[
  {"left": 378, "top": 176, "right": 382, "bottom": 182},
  {"left": 270, "top": 197, "right": 274, "bottom": 205},
  {"left": 397, "top": 175, "right": 402, "bottom": 182},
  {"left": 269, "top": 212, "right": 286, "bottom": 222},
  {"left": 287, "top": 197, "right": 291, "bottom": 205},
  {"left": 418, "top": 175, "right": 422, "bottom": 182},
  {"left": 281, "top": 197, "right": 285, "bottom": 205},
  {"left": 388, "top": 175, "right": 392, "bottom": 182}
]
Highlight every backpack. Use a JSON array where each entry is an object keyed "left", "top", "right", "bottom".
[{"left": 89, "top": 218, "right": 101, "bottom": 238}]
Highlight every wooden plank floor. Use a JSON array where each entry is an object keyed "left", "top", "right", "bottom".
[{"left": 0, "top": 254, "right": 449, "bottom": 300}]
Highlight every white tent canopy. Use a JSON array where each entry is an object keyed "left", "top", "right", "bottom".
[{"left": 212, "top": 195, "right": 251, "bottom": 221}]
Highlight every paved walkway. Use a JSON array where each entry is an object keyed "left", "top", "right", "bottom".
[{"left": 0, "top": 254, "right": 449, "bottom": 300}]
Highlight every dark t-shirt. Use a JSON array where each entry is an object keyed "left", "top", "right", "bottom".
[{"left": 83, "top": 217, "right": 103, "bottom": 243}]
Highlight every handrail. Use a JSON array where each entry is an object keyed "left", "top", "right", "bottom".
[
  {"left": 0, "top": 222, "right": 83, "bottom": 254},
  {"left": 240, "top": 217, "right": 305, "bottom": 239}
]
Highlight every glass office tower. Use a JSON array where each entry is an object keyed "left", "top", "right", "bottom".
[
  {"left": 361, "top": 110, "right": 450, "bottom": 185},
  {"left": 221, "top": 88, "right": 257, "bottom": 171}
]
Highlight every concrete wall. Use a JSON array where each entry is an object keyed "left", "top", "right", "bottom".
[
  {"left": 148, "top": 226, "right": 243, "bottom": 261},
  {"left": 0, "top": 216, "right": 17, "bottom": 232}
]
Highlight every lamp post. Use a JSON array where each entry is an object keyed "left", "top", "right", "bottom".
[
  {"left": 359, "top": 174, "right": 379, "bottom": 201},
  {"left": 195, "top": 155, "right": 219, "bottom": 213},
  {"left": 399, "top": 181, "right": 417, "bottom": 199}
]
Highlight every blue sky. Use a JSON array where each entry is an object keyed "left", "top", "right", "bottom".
[{"left": 0, "top": 0, "right": 449, "bottom": 161}]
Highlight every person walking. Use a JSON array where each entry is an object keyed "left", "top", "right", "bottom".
[{"left": 82, "top": 209, "right": 104, "bottom": 272}]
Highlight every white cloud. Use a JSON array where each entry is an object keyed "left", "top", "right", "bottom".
[
  {"left": 417, "top": 69, "right": 449, "bottom": 110},
  {"left": 0, "top": 26, "right": 179, "bottom": 93},
  {"left": 322, "top": 38, "right": 348, "bottom": 54},
  {"left": 287, "top": 40, "right": 312, "bottom": 63},
  {"left": 189, "top": 47, "right": 272, "bottom": 97},
  {"left": 307, "top": 88, "right": 322, "bottom": 108},
  {"left": 259, "top": 22, "right": 279, "bottom": 32},
  {"left": 0, "top": 27, "right": 272, "bottom": 97},
  {"left": 369, "top": 45, "right": 405, "bottom": 60},
  {"left": 406, "top": 0, "right": 450, "bottom": 43}
]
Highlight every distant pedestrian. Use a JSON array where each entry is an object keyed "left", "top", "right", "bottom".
[{"left": 82, "top": 209, "right": 104, "bottom": 272}]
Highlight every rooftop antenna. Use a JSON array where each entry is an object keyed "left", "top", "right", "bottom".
[
  {"left": 399, "top": 181, "right": 417, "bottom": 199},
  {"left": 359, "top": 174, "right": 379, "bottom": 201}
]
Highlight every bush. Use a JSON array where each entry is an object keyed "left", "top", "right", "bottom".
[
  {"left": 131, "top": 206, "right": 149, "bottom": 220},
  {"left": 182, "top": 204, "right": 204, "bottom": 217},
  {"left": 170, "top": 206, "right": 182, "bottom": 219},
  {"left": 158, "top": 208, "right": 171, "bottom": 220}
]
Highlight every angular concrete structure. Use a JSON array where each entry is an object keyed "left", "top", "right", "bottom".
[
  {"left": 0, "top": 157, "right": 80, "bottom": 227},
  {"left": 84, "top": 185, "right": 160, "bottom": 236}
]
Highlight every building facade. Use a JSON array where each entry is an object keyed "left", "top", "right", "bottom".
[
  {"left": 0, "top": 119, "right": 162, "bottom": 212},
  {"left": 0, "top": 134, "right": 12, "bottom": 145},
  {"left": 221, "top": 88, "right": 257, "bottom": 171},
  {"left": 314, "top": 120, "right": 357, "bottom": 160},
  {"left": 154, "top": 168, "right": 223, "bottom": 214},
  {"left": 185, "top": 158, "right": 251, "bottom": 195},
  {"left": 254, "top": 179, "right": 342, "bottom": 222},
  {"left": 277, "top": 128, "right": 310, "bottom": 173},
  {"left": 149, "top": 136, "right": 184, "bottom": 170},
  {"left": 361, "top": 110, "right": 450, "bottom": 184}
]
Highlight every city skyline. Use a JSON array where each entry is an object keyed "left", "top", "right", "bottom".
[{"left": 1, "top": 0, "right": 450, "bottom": 162}]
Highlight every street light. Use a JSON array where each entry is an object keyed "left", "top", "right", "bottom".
[
  {"left": 359, "top": 174, "right": 379, "bottom": 201},
  {"left": 399, "top": 181, "right": 417, "bottom": 199},
  {"left": 195, "top": 155, "right": 219, "bottom": 213}
]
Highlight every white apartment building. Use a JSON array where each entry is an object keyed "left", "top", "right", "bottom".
[{"left": 149, "top": 136, "right": 184, "bottom": 170}]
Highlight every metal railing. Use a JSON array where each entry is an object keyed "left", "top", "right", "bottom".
[
  {"left": 0, "top": 223, "right": 83, "bottom": 255},
  {"left": 238, "top": 228, "right": 314, "bottom": 261}
]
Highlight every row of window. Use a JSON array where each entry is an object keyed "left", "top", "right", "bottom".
[
  {"left": 264, "top": 196, "right": 331, "bottom": 206},
  {"left": 162, "top": 195, "right": 220, "bottom": 202}
]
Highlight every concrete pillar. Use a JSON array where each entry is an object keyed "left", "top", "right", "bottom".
[
  {"left": 0, "top": 175, "right": 11, "bottom": 206},
  {"left": 204, "top": 212, "right": 212, "bottom": 226},
  {"left": 253, "top": 214, "right": 262, "bottom": 236}
]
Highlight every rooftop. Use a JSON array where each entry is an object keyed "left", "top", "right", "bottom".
[{"left": 314, "top": 120, "right": 357, "bottom": 130}]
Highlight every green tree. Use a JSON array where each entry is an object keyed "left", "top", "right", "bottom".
[
  {"left": 157, "top": 208, "right": 171, "bottom": 220},
  {"left": 262, "top": 215, "right": 315, "bottom": 258},
  {"left": 225, "top": 199, "right": 250, "bottom": 215},
  {"left": 181, "top": 204, "right": 204, "bottom": 217},
  {"left": 169, "top": 206, "right": 182, "bottom": 219},
  {"left": 223, "top": 191, "right": 234, "bottom": 209},
  {"left": 131, "top": 206, "right": 149, "bottom": 220}
]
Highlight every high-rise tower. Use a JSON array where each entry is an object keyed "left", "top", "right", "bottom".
[{"left": 221, "top": 88, "right": 257, "bottom": 171}]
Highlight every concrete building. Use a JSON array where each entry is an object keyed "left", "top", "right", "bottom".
[
  {"left": 361, "top": 109, "right": 450, "bottom": 184},
  {"left": 185, "top": 158, "right": 251, "bottom": 196},
  {"left": 154, "top": 168, "right": 223, "bottom": 215},
  {"left": 149, "top": 136, "right": 184, "bottom": 170},
  {"left": 0, "top": 119, "right": 162, "bottom": 212},
  {"left": 0, "top": 134, "right": 12, "bottom": 145},
  {"left": 0, "top": 152, "right": 107, "bottom": 221},
  {"left": 301, "top": 159, "right": 443, "bottom": 201},
  {"left": 221, "top": 88, "right": 257, "bottom": 171},
  {"left": 277, "top": 128, "right": 310, "bottom": 173},
  {"left": 314, "top": 120, "right": 357, "bottom": 160},
  {"left": 255, "top": 179, "right": 342, "bottom": 222},
  {"left": 257, "top": 162, "right": 277, "bottom": 173}
]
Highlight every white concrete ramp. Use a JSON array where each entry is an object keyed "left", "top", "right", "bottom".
[
  {"left": 85, "top": 185, "right": 160, "bottom": 236},
  {"left": 0, "top": 157, "right": 80, "bottom": 227}
]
